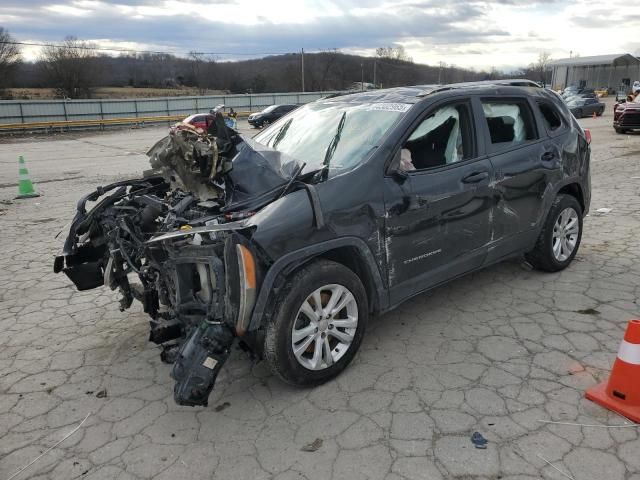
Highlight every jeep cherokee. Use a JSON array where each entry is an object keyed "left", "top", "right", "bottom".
[{"left": 55, "top": 80, "right": 591, "bottom": 406}]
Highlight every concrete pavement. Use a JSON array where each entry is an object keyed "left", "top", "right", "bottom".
[{"left": 0, "top": 112, "right": 639, "bottom": 480}]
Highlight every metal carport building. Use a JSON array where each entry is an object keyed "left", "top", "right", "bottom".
[{"left": 549, "top": 53, "right": 640, "bottom": 91}]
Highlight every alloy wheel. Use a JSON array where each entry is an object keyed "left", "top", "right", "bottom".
[
  {"left": 291, "top": 284, "right": 358, "bottom": 371},
  {"left": 552, "top": 207, "right": 579, "bottom": 262}
]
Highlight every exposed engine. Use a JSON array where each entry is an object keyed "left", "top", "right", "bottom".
[{"left": 54, "top": 112, "right": 262, "bottom": 406}]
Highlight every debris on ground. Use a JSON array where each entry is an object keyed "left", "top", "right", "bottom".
[
  {"left": 471, "top": 431, "right": 488, "bottom": 449},
  {"left": 214, "top": 401, "right": 231, "bottom": 412},
  {"left": 6, "top": 413, "right": 91, "bottom": 480},
  {"left": 301, "top": 438, "right": 323, "bottom": 452},
  {"left": 575, "top": 308, "right": 600, "bottom": 315},
  {"left": 95, "top": 389, "right": 107, "bottom": 398},
  {"left": 595, "top": 207, "right": 612, "bottom": 214}
]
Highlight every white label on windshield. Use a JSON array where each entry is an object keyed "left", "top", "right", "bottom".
[{"left": 366, "top": 103, "right": 411, "bottom": 112}]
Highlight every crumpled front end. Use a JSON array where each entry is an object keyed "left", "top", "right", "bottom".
[{"left": 54, "top": 117, "right": 267, "bottom": 406}]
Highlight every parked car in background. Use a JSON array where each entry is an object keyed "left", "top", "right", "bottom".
[
  {"left": 613, "top": 99, "right": 640, "bottom": 133},
  {"left": 633, "top": 80, "right": 640, "bottom": 94},
  {"left": 248, "top": 104, "right": 298, "bottom": 128},
  {"left": 182, "top": 112, "right": 213, "bottom": 130},
  {"left": 562, "top": 86, "right": 597, "bottom": 100},
  {"left": 562, "top": 85, "right": 580, "bottom": 98},
  {"left": 566, "top": 97, "right": 605, "bottom": 118}
]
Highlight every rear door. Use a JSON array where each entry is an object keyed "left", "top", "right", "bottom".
[
  {"left": 478, "top": 96, "right": 562, "bottom": 260},
  {"left": 383, "top": 98, "right": 494, "bottom": 304}
]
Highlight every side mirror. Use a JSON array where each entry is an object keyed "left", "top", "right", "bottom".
[
  {"left": 393, "top": 169, "right": 409, "bottom": 182},
  {"left": 388, "top": 149, "right": 408, "bottom": 183}
]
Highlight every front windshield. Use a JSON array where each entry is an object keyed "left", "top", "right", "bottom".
[
  {"left": 253, "top": 101, "right": 409, "bottom": 177},
  {"left": 262, "top": 105, "right": 277, "bottom": 114}
]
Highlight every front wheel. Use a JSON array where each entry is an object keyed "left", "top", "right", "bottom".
[
  {"left": 264, "top": 260, "right": 368, "bottom": 386},
  {"left": 574, "top": 109, "right": 583, "bottom": 118},
  {"left": 526, "top": 194, "right": 583, "bottom": 272}
]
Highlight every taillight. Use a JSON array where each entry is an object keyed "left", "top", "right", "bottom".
[{"left": 584, "top": 128, "right": 592, "bottom": 145}]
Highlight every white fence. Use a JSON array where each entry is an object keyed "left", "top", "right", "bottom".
[{"left": 0, "top": 91, "right": 343, "bottom": 125}]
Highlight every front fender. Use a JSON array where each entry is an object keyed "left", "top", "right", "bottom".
[{"left": 246, "top": 237, "right": 388, "bottom": 331}]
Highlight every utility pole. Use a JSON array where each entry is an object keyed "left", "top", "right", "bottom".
[
  {"left": 301, "top": 48, "right": 305, "bottom": 92},
  {"left": 373, "top": 60, "right": 377, "bottom": 88}
]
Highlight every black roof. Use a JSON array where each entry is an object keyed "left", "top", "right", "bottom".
[{"left": 325, "top": 79, "right": 543, "bottom": 105}]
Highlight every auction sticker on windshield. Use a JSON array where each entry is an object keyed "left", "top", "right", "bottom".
[{"left": 366, "top": 103, "right": 411, "bottom": 112}]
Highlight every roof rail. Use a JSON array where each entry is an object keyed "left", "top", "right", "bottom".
[{"left": 417, "top": 79, "right": 542, "bottom": 97}]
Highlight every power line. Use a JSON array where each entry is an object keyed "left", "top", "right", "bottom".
[{"left": 0, "top": 40, "right": 298, "bottom": 57}]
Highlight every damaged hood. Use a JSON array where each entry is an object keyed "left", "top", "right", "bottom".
[
  {"left": 147, "top": 125, "right": 303, "bottom": 212},
  {"left": 225, "top": 136, "right": 302, "bottom": 208}
]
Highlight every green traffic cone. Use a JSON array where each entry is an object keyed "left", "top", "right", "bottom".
[{"left": 16, "top": 155, "right": 40, "bottom": 199}]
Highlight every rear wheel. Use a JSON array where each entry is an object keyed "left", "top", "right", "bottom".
[
  {"left": 525, "top": 194, "right": 583, "bottom": 272},
  {"left": 615, "top": 127, "right": 627, "bottom": 134},
  {"left": 264, "top": 260, "right": 368, "bottom": 386},
  {"left": 597, "top": 109, "right": 604, "bottom": 116}
]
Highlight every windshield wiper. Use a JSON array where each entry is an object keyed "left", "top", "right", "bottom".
[
  {"left": 277, "top": 162, "right": 306, "bottom": 200},
  {"left": 272, "top": 118, "right": 293, "bottom": 149},
  {"left": 322, "top": 112, "right": 346, "bottom": 179}
]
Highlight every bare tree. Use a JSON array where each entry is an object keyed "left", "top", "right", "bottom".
[
  {"left": 40, "top": 36, "right": 101, "bottom": 98},
  {"left": 376, "top": 45, "right": 413, "bottom": 63},
  {"left": 0, "top": 27, "right": 21, "bottom": 91},
  {"left": 188, "top": 52, "right": 217, "bottom": 93},
  {"left": 531, "top": 52, "right": 552, "bottom": 86}
]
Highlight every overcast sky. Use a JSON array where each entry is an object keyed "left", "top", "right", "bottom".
[{"left": 1, "top": 0, "right": 639, "bottom": 70}]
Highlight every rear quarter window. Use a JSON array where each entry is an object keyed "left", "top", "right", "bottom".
[{"left": 537, "top": 102, "right": 564, "bottom": 132}]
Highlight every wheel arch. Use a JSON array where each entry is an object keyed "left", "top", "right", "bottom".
[
  {"left": 557, "top": 182, "right": 585, "bottom": 213},
  {"left": 247, "top": 237, "right": 387, "bottom": 332}
]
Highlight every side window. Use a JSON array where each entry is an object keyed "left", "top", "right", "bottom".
[
  {"left": 481, "top": 100, "right": 537, "bottom": 147},
  {"left": 537, "top": 102, "right": 563, "bottom": 132},
  {"left": 399, "top": 103, "right": 473, "bottom": 171}
]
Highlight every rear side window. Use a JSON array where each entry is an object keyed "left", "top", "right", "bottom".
[
  {"left": 537, "top": 102, "right": 563, "bottom": 132},
  {"left": 481, "top": 100, "right": 537, "bottom": 147}
]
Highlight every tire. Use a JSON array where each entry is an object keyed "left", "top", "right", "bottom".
[
  {"left": 597, "top": 109, "right": 604, "bottom": 116},
  {"left": 264, "top": 259, "right": 368, "bottom": 386},
  {"left": 615, "top": 127, "right": 627, "bottom": 134},
  {"left": 525, "top": 194, "right": 583, "bottom": 272},
  {"left": 574, "top": 109, "right": 583, "bottom": 119}
]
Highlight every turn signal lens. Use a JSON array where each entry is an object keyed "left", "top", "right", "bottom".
[{"left": 235, "top": 244, "right": 257, "bottom": 336}]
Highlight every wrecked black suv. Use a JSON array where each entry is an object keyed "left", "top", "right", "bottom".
[{"left": 55, "top": 80, "right": 591, "bottom": 406}]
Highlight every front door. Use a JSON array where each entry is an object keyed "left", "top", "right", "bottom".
[{"left": 383, "top": 100, "right": 494, "bottom": 305}]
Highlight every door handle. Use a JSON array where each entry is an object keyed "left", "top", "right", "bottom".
[
  {"left": 461, "top": 171, "right": 489, "bottom": 183},
  {"left": 541, "top": 151, "right": 556, "bottom": 162}
]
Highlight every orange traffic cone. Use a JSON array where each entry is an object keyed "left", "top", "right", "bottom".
[
  {"left": 592, "top": 111, "right": 597, "bottom": 119},
  {"left": 586, "top": 319, "right": 640, "bottom": 423}
]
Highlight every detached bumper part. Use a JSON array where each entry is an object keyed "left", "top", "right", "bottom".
[{"left": 171, "top": 321, "right": 235, "bottom": 406}]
